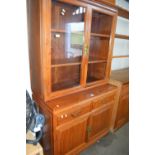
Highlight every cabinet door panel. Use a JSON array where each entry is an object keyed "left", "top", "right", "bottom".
[
  {"left": 51, "top": 0, "right": 87, "bottom": 92},
  {"left": 88, "top": 105, "right": 113, "bottom": 140},
  {"left": 56, "top": 116, "right": 88, "bottom": 155},
  {"left": 86, "top": 9, "right": 114, "bottom": 84}
]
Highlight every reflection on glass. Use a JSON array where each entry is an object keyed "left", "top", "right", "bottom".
[
  {"left": 65, "top": 22, "right": 84, "bottom": 60},
  {"left": 51, "top": 1, "right": 85, "bottom": 64},
  {"left": 51, "top": 1, "right": 85, "bottom": 91}
]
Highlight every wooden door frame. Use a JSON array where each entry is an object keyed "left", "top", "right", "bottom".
[{"left": 55, "top": 114, "right": 89, "bottom": 155}]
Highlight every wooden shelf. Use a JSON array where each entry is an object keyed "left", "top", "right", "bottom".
[
  {"left": 115, "top": 34, "right": 129, "bottom": 39},
  {"left": 51, "top": 29, "right": 110, "bottom": 38},
  {"left": 87, "top": 76, "right": 100, "bottom": 83},
  {"left": 52, "top": 81, "right": 80, "bottom": 92},
  {"left": 110, "top": 68, "right": 129, "bottom": 84},
  {"left": 51, "top": 29, "right": 65, "bottom": 33},
  {"left": 51, "top": 60, "right": 107, "bottom": 67},
  {"left": 112, "top": 55, "right": 129, "bottom": 58},
  {"left": 116, "top": 5, "right": 129, "bottom": 19},
  {"left": 52, "top": 62, "right": 81, "bottom": 68},
  {"left": 51, "top": 29, "right": 83, "bottom": 35},
  {"left": 88, "top": 60, "right": 107, "bottom": 64},
  {"left": 91, "top": 33, "right": 110, "bottom": 38}
]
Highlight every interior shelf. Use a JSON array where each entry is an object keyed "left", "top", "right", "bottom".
[
  {"left": 51, "top": 29, "right": 65, "bottom": 33},
  {"left": 116, "top": 5, "right": 129, "bottom": 19},
  {"left": 51, "top": 29, "right": 83, "bottom": 35},
  {"left": 51, "top": 29, "right": 110, "bottom": 38},
  {"left": 51, "top": 60, "right": 107, "bottom": 68},
  {"left": 52, "top": 62, "right": 81, "bottom": 68},
  {"left": 86, "top": 76, "right": 100, "bottom": 83},
  {"left": 52, "top": 57, "right": 82, "bottom": 65},
  {"left": 115, "top": 34, "right": 129, "bottom": 39},
  {"left": 91, "top": 33, "right": 110, "bottom": 38},
  {"left": 88, "top": 60, "right": 107, "bottom": 64},
  {"left": 52, "top": 81, "right": 80, "bottom": 91}
]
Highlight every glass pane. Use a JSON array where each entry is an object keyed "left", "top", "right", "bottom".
[
  {"left": 51, "top": 1, "right": 86, "bottom": 91},
  {"left": 111, "top": 58, "right": 129, "bottom": 70},
  {"left": 51, "top": 32, "right": 83, "bottom": 64},
  {"left": 91, "top": 10, "right": 113, "bottom": 35},
  {"left": 51, "top": 1, "right": 86, "bottom": 64},
  {"left": 52, "top": 65, "right": 81, "bottom": 91},
  {"left": 89, "top": 37, "right": 109, "bottom": 61},
  {"left": 116, "top": 0, "right": 129, "bottom": 10},
  {"left": 87, "top": 11, "right": 112, "bottom": 83},
  {"left": 87, "top": 62, "right": 107, "bottom": 83}
]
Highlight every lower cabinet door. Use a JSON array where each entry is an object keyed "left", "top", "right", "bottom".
[
  {"left": 88, "top": 105, "right": 113, "bottom": 141},
  {"left": 55, "top": 116, "right": 88, "bottom": 155}
]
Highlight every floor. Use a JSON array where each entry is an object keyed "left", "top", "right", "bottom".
[{"left": 80, "top": 123, "right": 129, "bottom": 155}]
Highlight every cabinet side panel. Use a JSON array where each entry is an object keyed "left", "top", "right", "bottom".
[
  {"left": 39, "top": 106, "right": 53, "bottom": 155},
  {"left": 114, "top": 83, "right": 129, "bottom": 130},
  {"left": 27, "top": 0, "right": 43, "bottom": 98}
]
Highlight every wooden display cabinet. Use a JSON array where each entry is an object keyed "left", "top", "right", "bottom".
[{"left": 27, "top": 0, "right": 118, "bottom": 154}]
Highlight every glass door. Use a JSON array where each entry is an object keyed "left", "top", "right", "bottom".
[
  {"left": 86, "top": 10, "right": 113, "bottom": 83},
  {"left": 51, "top": 0, "right": 86, "bottom": 91}
]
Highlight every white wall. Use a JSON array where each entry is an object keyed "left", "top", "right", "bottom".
[
  {"left": 113, "top": 38, "right": 129, "bottom": 56},
  {"left": 116, "top": 0, "right": 129, "bottom": 10},
  {"left": 111, "top": 0, "right": 129, "bottom": 71},
  {"left": 112, "top": 58, "right": 129, "bottom": 70},
  {"left": 116, "top": 17, "right": 129, "bottom": 35}
]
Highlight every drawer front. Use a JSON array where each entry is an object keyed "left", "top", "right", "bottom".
[
  {"left": 92, "top": 93, "right": 115, "bottom": 109},
  {"left": 56, "top": 102, "right": 91, "bottom": 126}
]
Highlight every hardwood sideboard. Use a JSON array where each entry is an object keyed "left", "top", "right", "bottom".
[
  {"left": 27, "top": 0, "right": 122, "bottom": 154},
  {"left": 33, "top": 84, "right": 118, "bottom": 154}
]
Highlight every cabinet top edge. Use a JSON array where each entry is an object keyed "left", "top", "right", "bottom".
[
  {"left": 78, "top": 0, "right": 117, "bottom": 13},
  {"left": 44, "top": 84, "right": 117, "bottom": 111}
]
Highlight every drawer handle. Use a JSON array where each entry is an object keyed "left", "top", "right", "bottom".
[{"left": 71, "top": 110, "right": 81, "bottom": 117}]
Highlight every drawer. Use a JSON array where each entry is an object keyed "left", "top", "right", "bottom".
[
  {"left": 56, "top": 101, "right": 91, "bottom": 126},
  {"left": 121, "top": 84, "right": 129, "bottom": 96},
  {"left": 92, "top": 93, "right": 115, "bottom": 109}
]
